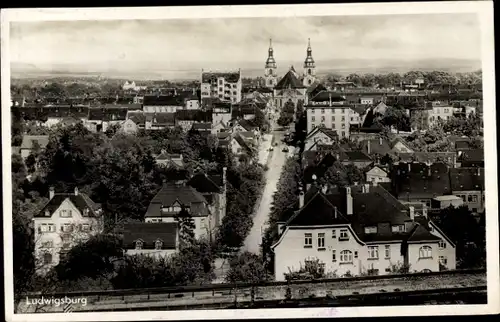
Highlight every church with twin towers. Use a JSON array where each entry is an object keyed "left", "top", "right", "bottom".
[{"left": 264, "top": 38, "right": 318, "bottom": 109}]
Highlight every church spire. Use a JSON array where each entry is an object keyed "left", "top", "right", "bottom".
[
  {"left": 304, "top": 38, "right": 315, "bottom": 68},
  {"left": 265, "top": 38, "right": 277, "bottom": 69}
]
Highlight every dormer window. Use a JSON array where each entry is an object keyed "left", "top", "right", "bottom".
[
  {"left": 155, "top": 240, "right": 163, "bottom": 250},
  {"left": 391, "top": 225, "right": 405, "bottom": 233},
  {"left": 364, "top": 226, "right": 378, "bottom": 234},
  {"left": 135, "top": 240, "right": 143, "bottom": 250}
]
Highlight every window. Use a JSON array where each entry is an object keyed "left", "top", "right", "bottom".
[
  {"left": 340, "top": 250, "right": 353, "bottom": 263},
  {"left": 331, "top": 116, "right": 335, "bottom": 122},
  {"left": 472, "top": 208, "right": 478, "bottom": 213},
  {"left": 368, "top": 246, "right": 379, "bottom": 259},
  {"left": 311, "top": 116, "right": 315, "bottom": 121},
  {"left": 317, "top": 233, "right": 325, "bottom": 249},
  {"left": 304, "top": 233, "right": 313, "bottom": 248},
  {"left": 43, "top": 253, "right": 53, "bottom": 265},
  {"left": 444, "top": 108, "right": 449, "bottom": 113},
  {"left": 60, "top": 210, "right": 72, "bottom": 218},
  {"left": 233, "top": 91, "right": 237, "bottom": 95},
  {"left": 339, "top": 229, "right": 349, "bottom": 241},
  {"left": 219, "top": 87, "right": 223, "bottom": 92},
  {"left": 364, "top": 226, "right": 377, "bottom": 234},
  {"left": 155, "top": 240, "right": 163, "bottom": 250},
  {"left": 391, "top": 225, "right": 405, "bottom": 233},
  {"left": 308, "top": 69, "right": 312, "bottom": 75},
  {"left": 135, "top": 240, "right": 143, "bottom": 250},
  {"left": 332, "top": 123, "right": 336, "bottom": 129},
  {"left": 321, "top": 116, "right": 325, "bottom": 122},
  {"left": 39, "top": 224, "right": 56, "bottom": 233},
  {"left": 385, "top": 245, "right": 391, "bottom": 259},
  {"left": 341, "top": 116, "right": 345, "bottom": 121},
  {"left": 341, "top": 131, "right": 345, "bottom": 138},
  {"left": 81, "top": 224, "right": 90, "bottom": 232},
  {"left": 438, "top": 240, "right": 446, "bottom": 249},
  {"left": 321, "top": 109, "right": 325, "bottom": 114},
  {"left": 332, "top": 250, "right": 336, "bottom": 261},
  {"left": 419, "top": 246, "right": 432, "bottom": 259},
  {"left": 354, "top": 251, "right": 358, "bottom": 258},
  {"left": 332, "top": 230, "right": 336, "bottom": 238},
  {"left": 62, "top": 224, "right": 73, "bottom": 233},
  {"left": 341, "top": 109, "right": 345, "bottom": 114},
  {"left": 439, "top": 256, "right": 448, "bottom": 265},
  {"left": 233, "top": 84, "right": 237, "bottom": 89},
  {"left": 468, "top": 195, "right": 473, "bottom": 202},
  {"left": 219, "top": 80, "right": 223, "bottom": 85},
  {"left": 472, "top": 195, "right": 478, "bottom": 203},
  {"left": 341, "top": 124, "right": 345, "bottom": 129}
]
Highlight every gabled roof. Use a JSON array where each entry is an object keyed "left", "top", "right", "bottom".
[
  {"left": 127, "top": 111, "right": 146, "bottom": 124},
  {"left": 146, "top": 112, "right": 176, "bottom": 125},
  {"left": 351, "top": 104, "right": 370, "bottom": 116},
  {"left": 145, "top": 183, "right": 207, "bottom": 218},
  {"left": 188, "top": 173, "right": 222, "bottom": 194},
  {"left": 305, "top": 127, "right": 339, "bottom": 141},
  {"left": 310, "top": 91, "right": 346, "bottom": 103},
  {"left": 390, "top": 162, "right": 452, "bottom": 199},
  {"left": 286, "top": 191, "right": 350, "bottom": 226},
  {"left": 233, "top": 119, "right": 257, "bottom": 131},
  {"left": 395, "top": 152, "right": 456, "bottom": 164},
  {"left": 20, "top": 135, "right": 50, "bottom": 150},
  {"left": 36, "top": 192, "right": 101, "bottom": 218},
  {"left": 341, "top": 150, "right": 372, "bottom": 162},
  {"left": 274, "top": 70, "right": 306, "bottom": 90},
  {"left": 233, "top": 133, "right": 254, "bottom": 152},
  {"left": 122, "top": 223, "right": 177, "bottom": 250},
  {"left": 360, "top": 138, "right": 392, "bottom": 155},
  {"left": 143, "top": 95, "right": 184, "bottom": 106},
  {"left": 176, "top": 110, "right": 212, "bottom": 122}
]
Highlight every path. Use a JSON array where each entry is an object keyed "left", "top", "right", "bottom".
[{"left": 243, "top": 130, "right": 287, "bottom": 254}]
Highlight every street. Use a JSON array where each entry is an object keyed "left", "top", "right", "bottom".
[{"left": 243, "top": 129, "right": 287, "bottom": 254}]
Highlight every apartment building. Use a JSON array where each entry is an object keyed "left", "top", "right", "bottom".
[
  {"left": 306, "top": 91, "right": 351, "bottom": 138},
  {"left": 201, "top": 70, "right": 242, "bottom": 103}
]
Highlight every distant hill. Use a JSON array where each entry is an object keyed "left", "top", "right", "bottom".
[{"left": 11, "top": 58, "right": 481, "bottom": 81}]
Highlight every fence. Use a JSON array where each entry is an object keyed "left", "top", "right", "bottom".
[{"left": 24, "top": 268, "right": 485, "bottom": 300}]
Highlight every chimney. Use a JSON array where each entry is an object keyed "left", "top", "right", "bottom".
[
  {"left": 354, "top": 182, "right": 358, "bottom": 186},
  {"left": 408, "top": 163, "right": 411, "bottom": 172},
  {"left": 299, "top": 188, "right": 305, "bottom": 208},
  {"left": 74, "top": 187, "right": 79, "bottom": 196},
  {"left": 49, "top": 187, "right": 55, "bottom": 200},
  {"left": 409, "top": 206, "right": 415, "bottom": 220},
  {"left": 346, "top": 187, "right": 353, "bottom": 215},
  {"left": 367, "top": 140, "right": 371, "bottom": 155},
  {"left": 379, "top": 137, "right": 383, "bottom": 145}
]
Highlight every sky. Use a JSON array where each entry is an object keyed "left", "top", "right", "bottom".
[{"left": 9, "top": 13, "right": 481, "bottom": 73}]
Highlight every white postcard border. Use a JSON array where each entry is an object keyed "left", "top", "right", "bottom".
[{"left": 2, "top": 2, "right": 498, "bottom": 321}]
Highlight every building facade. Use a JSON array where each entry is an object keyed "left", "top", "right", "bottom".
[
  {"left": 33, "top": 187, "right": 103, "bottom": 274},
  {"left": 201, "top": 71, "right": 242, "bottom": 103}
]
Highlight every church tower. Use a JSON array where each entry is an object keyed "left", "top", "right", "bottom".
[
  {"left": 303, "top": 38, "right": 316, "bottom": 87},
  {"left": 264, "top": 38, "right": 278, "bottom": 88}
]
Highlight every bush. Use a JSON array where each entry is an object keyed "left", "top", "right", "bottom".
[{"left": 284, "top": 258, "right": 325, "bottom": 281}]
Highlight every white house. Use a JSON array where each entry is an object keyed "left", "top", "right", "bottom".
[
  {"left": 304, "top": 127, "right": 338, "bottom": 152},
  {"left": 271, "top": 183, "right": 454, "bottom": 281},
  {"left": 122, "top": 222, "right": 179, "bottom": 259},
  {"left": 144, "top": 181, "right": 217, "bottom": 240},
  {"left": 32, "top": 187, "right": 103, "bottom": 274},
  {"left": 366, "top": 165, "right": 391, "bottom": 184}
]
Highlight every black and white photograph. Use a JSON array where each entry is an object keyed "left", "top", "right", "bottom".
[{"left": 2, "top": 2, "right": 498, "bottom": 321}]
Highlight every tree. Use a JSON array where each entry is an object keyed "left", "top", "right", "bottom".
[
  {"left": 295, "top": 100, "right": 305, "bottom": 120},
  {"left": 174, "top": 206, "right": 196, "bottom": 248},
  {"left": 277, "top": 114, "right": 293, "bottom": 127},
  {"left": 430, "top": 206, "right": 485, "bottom": 269},
  {"left": 226, "top": 252, "right": 269, "bottom": 284},
  {"left": 283, "top": 100, "right": 295, "bottom": 115},
  {"left": 55, "top": 234, "right": 123, "bottom": 281},
  {"left": 11, "top": 107, "right": 25, "bottom": 146},
  {"left": 12, "top": 212, "right": 35, "bottom": 307}
]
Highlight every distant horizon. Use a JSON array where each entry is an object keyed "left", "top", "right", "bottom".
[{"left": 9, "top": 13, "right": 481, "bottom": 81}]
